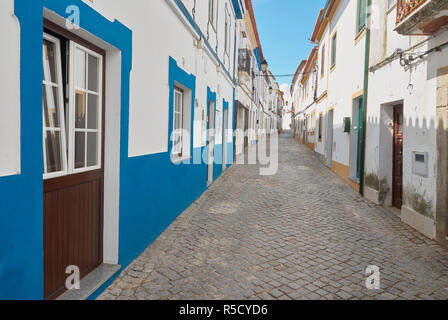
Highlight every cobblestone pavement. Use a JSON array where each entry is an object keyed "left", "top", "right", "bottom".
[{"left": 100, "top": 133, "right": 448, "bottom": 300}]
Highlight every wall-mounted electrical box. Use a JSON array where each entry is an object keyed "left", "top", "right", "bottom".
[{"left": 412, "top": 152, "right": 429, "bottom": 177}]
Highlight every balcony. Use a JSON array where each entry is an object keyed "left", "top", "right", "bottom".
[
  {"left": 238, "top": 49, "right": 252, "bottom": 82},
  {"left": 396, "top": 0, "right": 448, "bottom": 35}
]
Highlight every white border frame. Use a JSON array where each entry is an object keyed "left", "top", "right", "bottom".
[
  {"left": 43, "top": 33, "right": 69, "bottom": 180},
  {"left": 172, "top": 87, "right": 184, "bottom": 156},
  {"left": 68, "top": 41, "right": 104, "bottom": 175}
]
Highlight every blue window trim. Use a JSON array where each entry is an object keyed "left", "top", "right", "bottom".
[
  {"left": 167, "top": 57, "right": 196, "bottom": 160},
  {"left": 254, "top": 47, "right": 262, "bottom": 70},
  {"left": 231, "top": 0, "right": 244, "bottom": 19}
]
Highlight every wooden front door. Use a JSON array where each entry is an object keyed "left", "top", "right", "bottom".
[
  {"left": 393, "top": 105, "right": 404, "bottom": 209},
  {"left": 42, "top": 22, "right": 105, "bottom": 300}
]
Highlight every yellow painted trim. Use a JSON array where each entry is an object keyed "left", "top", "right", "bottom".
[
  {"left": 328, "top": 0, "right": 341, "bottom": 21},
  {"left": 316, "top": 91, "right": 328, "bottom": 103},
  {"left": 354, "top": 27, "right": 366, "bottom": 45},
  {"left": 352, "top": 89, "right": 364, "bottom": 100},
  {"left": 314, "top": 0, "right": 341, "bottom": 42},
  {"left": 331, "top": 160, "right": 360, "bottom": 191},
  {"left": 302, "top": 59, "right": 318, "bottom": 85},
  {"left": 330, "top": 64, "right": 336, "bottom": 73},
  {"left": 306, "top": 142, "right": 315, "bottom": 150},
  {"left": 316, "top": 17, "right": 329, "bottom": 43},
  {"left": 328, "top": 105, "right": 335, "bottom": 111}
]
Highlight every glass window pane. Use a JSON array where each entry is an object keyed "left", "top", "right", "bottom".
[
  {"left": 88, "top": 55, "right": 99, "bottom": 92},
  {"left": 43, "top": 85, "right": 60, "bottom": 128},
  {"left": 174, "top": 112, "right": 181, "bottom": 130},
  {"left": 44, "top": 130, "right": 63, "bottom": 173},
  {"left": 358, "top": 0, "right": 367, "bottom": 33},
  {"left": 87, "top": 132, "right": 99, "bottom": 167},
  {"left": 331, "top": 35, "right": 337, "bottom": 66},
  {"left": 75, "top": 91, "right": 86, "bottom": 129},
  {"left": 173, "top": 133, "right": 182, "bottom": 154},
  {"left": 175, "top": 91, "right": 182, "bottom": 112},
  {"left": 75, "top": 132, "right": 86, "bottom": 169},
  {"left": 75, "top": 48, "right": 86, "bottom": 89},
  {"left": 87, "top": 94, "right": 99, "bottom": 129},
  {"left": 43, "top": 40, "right": 57, "bottom": 84}
]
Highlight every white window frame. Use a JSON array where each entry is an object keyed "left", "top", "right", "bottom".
[
  {"left": 172, "top": 87, "right": 184, "bottom": 157},
  {"left": 68, "top": 41, "right": 104, "bottom": 175},
  {"left": 209, "top": 0, "right": 216, "bottom": 29},
  {"left": 225, "top": 12, "right": 230, "bottom": 56},
  {"left": 43, "top": 33, "right": 68, "bottom": 180},
  {"left": 43, "top": 34, "right": 103, "bottom": 180}
]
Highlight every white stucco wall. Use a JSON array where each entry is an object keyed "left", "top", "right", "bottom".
[
  {"left": 86, "top": 0, "right": 237, "bottom": 156},
  {"left": 0, "top": 0, "right": 242, "bottom": 170},
  {"left": 366, "top": 1, "right": 447, "bottom": 219},
  {"left": 0, "top": 0, "right": 21, "bottom": 177},
  {"left": 293, "top": 0, "right": 366, "bottom": 171},
  {"left": 325, "top": 0, "right": 366, "bottom": 167}
]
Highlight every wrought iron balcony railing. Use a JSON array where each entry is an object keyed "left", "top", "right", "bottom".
[
  {"left": 238, "top": 49, "right": 252, "bottom": 80},
  {"left": 396, "top": 0, "right": 428, "bottom": 25}
]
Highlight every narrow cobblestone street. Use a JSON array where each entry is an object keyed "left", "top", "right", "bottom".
[{"left": 100, "top": 133, "right": 448, "bottom": 300}]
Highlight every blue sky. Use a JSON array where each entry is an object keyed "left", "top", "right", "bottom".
[{"left": 252, "top": 0, "right": 327, "bottom": 89}]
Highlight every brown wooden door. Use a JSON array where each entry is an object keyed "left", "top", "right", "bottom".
[
  {"left": 42, "top": 21, "right": 105, "bottom": 300},
  {"left": 44, "top": 172, "right": 104, "bottom": 300},
  {"left": 393, "top": 105, "right": 403, "bottom": 209}
]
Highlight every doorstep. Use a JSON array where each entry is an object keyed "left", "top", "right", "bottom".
[
  {"left": 385, "top": 206, "right": 401, "bottom": 218},
  {"left": 57, "top": 264, "right": 121, "bottom": 300}
]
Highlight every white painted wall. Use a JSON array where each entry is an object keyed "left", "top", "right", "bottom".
[
  {"left": 86, "top": 0, "right": 237, "bottom": 156},
  {"left": 0, "top": 0, "right": 21, "bottom": 177},
  {"left": 366, "top": 1, "right": 446, "bottom": 219},
  {"left": 0, "top": 0, "right": 240, "bottom": 173},
  {"left": 292, "top": 0, "right": 366, "bottom": 171},
  {"left": 325, "top": 0, "right": 366, "bottom": 167}
]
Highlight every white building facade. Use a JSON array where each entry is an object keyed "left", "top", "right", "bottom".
[
  {"left": 234, "top": 0, "right": 278, "bottom": 157},
  {"left": 291, "top": 0, "right": 448, "bottom": 247},
  {"left": 365, "top": 0, "right": 448, "bottom": 243},
  {"left": 291, "top": 0, "right": 369, "bottom": 190},
  {"left": 0, "top": 0, "right": 278, "bottom": 300}
]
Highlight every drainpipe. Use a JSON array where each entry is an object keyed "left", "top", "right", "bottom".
[{"left": 359, "top": 0, "right": 372, "bottom": 196}]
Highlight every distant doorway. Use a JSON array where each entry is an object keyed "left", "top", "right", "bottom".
[
  {"left": 223, "top": 108, "right": 228, "bottom": 171},
  {"left": 207, "top": 100, "right": 215, "bottom": 185},
  {"left": 244, "top": 108, "right": 249, "bottom": 150},
  {"left": 326, "top": 109, "right": 334, "bottom": 168},
  {"left": 393, "top": 104, "right": 404, "bottom": 209},
  {"left": 350, "top": 96, "right": 363, "bottom": 182}
]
